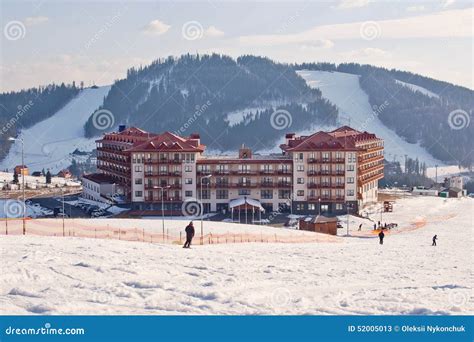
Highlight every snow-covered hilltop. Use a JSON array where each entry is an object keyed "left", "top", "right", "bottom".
[
  {"left": 0, "top": 86, "right": 110, "bottom": 174},
  {"left": 296, "top": 70, "right": 444, "bottom": 167}
]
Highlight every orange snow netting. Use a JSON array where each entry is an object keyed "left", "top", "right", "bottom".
[{"left": 0, "top": 218, "right": 339, "bottom": 245}]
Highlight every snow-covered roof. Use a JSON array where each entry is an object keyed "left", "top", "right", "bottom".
[{"left": 229, "top": 197, "right": 265, "bottom": 212}]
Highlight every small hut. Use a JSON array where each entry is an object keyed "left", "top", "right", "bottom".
[
  {"left": 229, "top": 197, "right": 265, "bottom": 224},
  {"left": 299, "top": 215, "right": 338, "bottom": 235}
]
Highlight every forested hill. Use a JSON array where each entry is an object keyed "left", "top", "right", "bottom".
[
  {"left": 296, "top": 62, "right": 473, "bottom": 167},
  {"left": 84, "top": 54, "right": 338, "bottom": 151},
  {"left": 0, "top": 83, "right": 80, "bottom": 162}
]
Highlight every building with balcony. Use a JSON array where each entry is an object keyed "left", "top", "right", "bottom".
[{"left": 86, "top": 125, "right": 384, "bottom": 216}]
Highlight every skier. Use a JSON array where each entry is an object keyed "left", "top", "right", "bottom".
[
  {"left": 373, "top": 223, "right": 377, "bottom": 230},
  {"left": 432, "top": 234, "right": 437, "bottom": 246},
  {"left": 183, "top": 221, "right": 195, "bottom": 248},
  {"left": 358, "top": 223, "right": 362, "bottom": 231},
  {"left": 378, "top": 230, "right": 385, "bottom": 245}
]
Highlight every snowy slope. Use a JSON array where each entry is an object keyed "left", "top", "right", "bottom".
[
  {"left": 0, "top": 196, "right": 472, "bottom": 315},
  {"left": 296, "top": 70, "right": 444, "bottom": 167},
  {"left": 395, "top": 79, "right": 439, "bottom": 99},
  {"left": 0, "top": 86, "right": 111, "bottom": 173}
]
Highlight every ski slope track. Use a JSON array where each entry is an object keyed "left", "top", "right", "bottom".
[
  {"left": 0, "top": 86, "right": 111, "bottom": 173},
  {"left": 296, "top": 70, "right": 444, "bottom": 167}
]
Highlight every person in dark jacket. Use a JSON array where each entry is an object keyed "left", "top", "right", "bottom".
[
  {"left": 358, "top": 223, "right": 362, "bottom": 231},
  {"left": 432, "top": 235, "right": 437, "bottom": 246},
  {"left": 378, "top": 230, "right": 385, "bottom": 245},
  {"left": 183, "top": 221, "right": 195, "bottom": 248}
]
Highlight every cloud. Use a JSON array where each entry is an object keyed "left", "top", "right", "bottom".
[
  {"left": 238, "top": 8, "right": 473, "bottom": 46},
  {"left": 142, "top": 19, "right": 170, "bottom": 35},
  {"left": 24, "top": 16, "right": 49, "bottom": 26},
  {"left": 300, "top": 39, "right": 334, "bottom": 50},
  {"left": 406, "top": 5, "right": 425, "bottom": 12},
  {"left": 336, "top": 0, "right": 371, "bottom": 9},
  {"left": 205, "top": 25, "right": 224, "bottom": 38},
  {"left": 343, "top": 47, "right": 392, "bottom": 59}
]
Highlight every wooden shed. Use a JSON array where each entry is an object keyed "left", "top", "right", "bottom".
[{"left": 299, "top": 215, "right": 338, "bottom": 235}]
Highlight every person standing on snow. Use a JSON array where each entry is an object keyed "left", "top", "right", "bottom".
[
  {"left": 358, "top": 223, "right": 362, "bottom": 231},
  {"left": 432, "top": 235, "right": 437, "bottom": 246},
  {"left": 183, "top": 221, "right": 195, "bottom": 248},
  {"left": 378, "top": 230, "right": 385, "bottom": 245}
]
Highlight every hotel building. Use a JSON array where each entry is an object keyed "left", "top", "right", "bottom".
[{"left": 86, "top": 125, "right": 384, "bottom": 215}]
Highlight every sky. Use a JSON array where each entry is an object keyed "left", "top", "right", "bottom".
[{"left": 1, "top": 0, "right": 472, "bottom": 92}]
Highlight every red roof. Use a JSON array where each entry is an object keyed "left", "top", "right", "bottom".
[
  {"left": 281, "top": 126, "right": 380, "bottom": 152},
  {"left": 125, "top": 131, "right": 205, "bottom": 153}
]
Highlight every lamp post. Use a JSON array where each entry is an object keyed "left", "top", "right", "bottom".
[
  {"left": 200, "top": 174, "right": 212, "bottom": 245},
  {"left": 8, "top": 137, "right": 25, "bottom": 235},
  {"left": 318, "top": 197, "right": 321, "bottom": 216},
  {"left": 153, "top": 185, "right": 170, "bottom": 241},
  {"left": 61, "top": 187, "right": 65, "bottom": 237}
]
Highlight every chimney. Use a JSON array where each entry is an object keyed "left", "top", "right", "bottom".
[
  {"left": 285, "top": 133, "right": 296, "bottom": 146},
  {"left": 189, "top": 133, "right": 200, "bottom": 146},
  {"left": 239, "top": 144, "right": 252, "bottom": 159}
]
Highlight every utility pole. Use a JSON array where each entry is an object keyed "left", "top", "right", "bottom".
[{"left": 8, "top": 137, "right": 26, "bottom": 235}]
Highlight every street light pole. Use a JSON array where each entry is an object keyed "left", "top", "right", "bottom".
[
  {"left": 200, "top": 174, "right": 212, "bottom": 245},
  {"left": 62, "top": 188, "right": 65, "bottom": 237},
  {"left": 154, "top": 185, "right": 170, "bottom": 242},
  {"left": 9, "top": 137, "right": 25, "bottom": 235}
]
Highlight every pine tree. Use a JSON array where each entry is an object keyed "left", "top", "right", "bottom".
[
  {"left": 13, "top": 170, "right": 19, "bottom": 184},
  {"left": 46, "top": 170, "right": 52, "bottom": 184}
]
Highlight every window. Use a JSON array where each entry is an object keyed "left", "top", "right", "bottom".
[
  {"left": 296, "top": 203, "right": 305, "bottom": 211},
  {"left": 347, "top": 164, "right": 355, "bottom": 171},
  {"left": 308, "top": 203, "right": 316, "bottom": 211},
  {"left": 200, "top": 189, "right": 211, "bottom": 200},
  {"left": 238, "top": 189, "right": 251, "bottom": 196},
  {"left": 297, "top": 165, "right": 304, "bottom": 172},
  {"left": 216, "top": 190, "right": 228, "bottom": 199},
  {"left": 261, "top": 190, "right": 273, "bottom": 199},
  {"left": 321, "top": 205, "right": 329, "bottom": 212},
  {"left": 134, "top": 165, "right": 143, "bottom": 172},
  {"left": 298, "top": 153, "right": 304, "bottom": 161},
  {"left": 278, "top": 190, "right": 291, "bottom": 199},
  {"left": 185, "top": 191, "right": 193, "bottom": 197},
  {"left": 134, "top": 178, "right": 142, "bottom": 185},
  {"left": 297, "top": 190, "right": 304, "bottom": 196},
  {"left": 135, "top": 191, "right": 143, "bottom": 197},
  {"left": 347, "top": 189, "right": 355, "bottom": 196},
  {"left": 185, "top": 178, "right": 193, "bottom": 185},
  {"left": 185, "top": 165, "right": 192, "bottom": 172},
  {"left": 347, "top": 177, "right": 354, "bottom": 184},
  {"left": 336, "top": 203, "right": 344, "bottom": 210},
  {"left": 297, "top": 178, "right": 304, "bottom": 184}
]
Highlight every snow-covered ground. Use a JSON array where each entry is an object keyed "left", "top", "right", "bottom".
[
  {"left": 0, "top": 86, "right": 111, "bottom": 174},
  {"left": 395, "top": 79, "right": 439, "bottom": 99},
  {"left": 0, "top": 196, "right": 472, "bottom": 315},
  {"left": 296, "top": 70, "right": 444, "bottom": 167}
]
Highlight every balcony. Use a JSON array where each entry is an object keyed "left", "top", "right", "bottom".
[
  {"left": 215, "top": 170, "right": 230, "bottom": 175},
  {"left": 260, "top": 181, "right": 274, "bottom": 187},
  {"left": 144, "top": 196, "right": 182, "bottom": 202},
  {"left": 259, "top": 170, "right": 275, "bottom": 175},
  {"left": 277, "top": 170, "right": 292, "bottom": 175},
  {"left": 277, "top": 181, "right": 292, "bottom": 188}
]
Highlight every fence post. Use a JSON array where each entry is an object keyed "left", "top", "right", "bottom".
[
  {"left": 142, "top": 228, "right": 145, "bottom": 242},
  {"left": 95, "top": 227, "right": 97, "bottom": 239},
  {"left": 5, "top": 218, "right": 7, "bottom": 236},
  {"left": 180, "top": 232, "right": 182, "bottom": 244},
  {"left": 119, "top": 228, "right": 121, "bottom": 240},
  {"left": 275, "top": 233, "right": 277, "bottom": 243}
]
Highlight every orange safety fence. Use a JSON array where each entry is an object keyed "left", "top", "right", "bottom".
[{"left": 0, "top": 218, "right": 340, "bottom": 245}]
